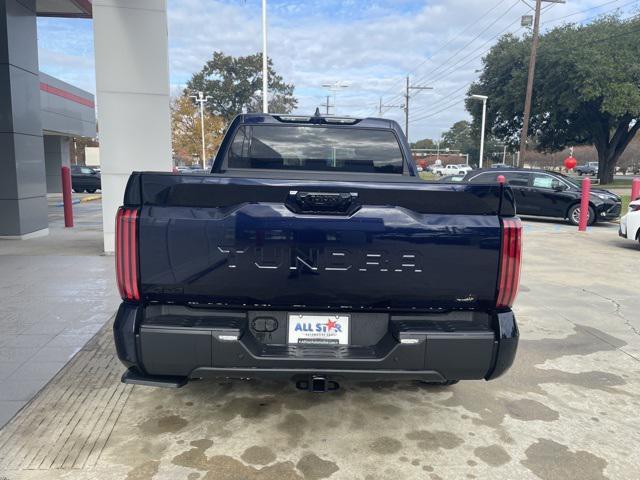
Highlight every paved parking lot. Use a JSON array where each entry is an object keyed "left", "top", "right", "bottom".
[
  {"left": 0, "top": 196, "right": 120, "bottom": 428},
  {"left": 0, "top": 219, "right": 639, "bottom": 479}
]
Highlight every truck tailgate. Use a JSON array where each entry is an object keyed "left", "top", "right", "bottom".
[{"left": 131, "top": 173, "right": 514, "bottom": 311}]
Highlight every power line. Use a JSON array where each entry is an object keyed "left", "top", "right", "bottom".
[
  {"left": 407, "top": 1, "right": 640, "bottom": 127},
  {"left": 420, "top": 19, "right": 526, "bottom": 88},
  {"left": 375, "top": 0, "right": 512, "bottom": 107},
  {"left": 410, "top": 0, "right": 523, "bottom": 89},
  {"left": 411, "top": 98, "right": 467, "bottom": 123},
  {"left": 542, "top": 0, "right": 630, "bottom": 24}
]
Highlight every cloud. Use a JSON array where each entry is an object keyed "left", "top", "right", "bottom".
[{"left": 37, "top": 0, "right": 637, "bottom": 141}]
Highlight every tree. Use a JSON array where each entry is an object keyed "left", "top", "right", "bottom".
[
  {"left": 411, "top": 138, "right": 436, "bottom": 149},
  {"left": 467, "top": 15, "right": 640, "bottom": 183},
  {"left": 440, "top": 120, "right": 502, "bottom": 165},
  {"left": 171, "top": 95, "right": 226, "bottom": 165},
  {"left": 186, "top": 51, "right": 297, "bottom": 123}
]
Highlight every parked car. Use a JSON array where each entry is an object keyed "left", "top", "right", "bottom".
[
  {"left": 433, "top": 164, "right": 472, "bottom": 176},
  {"left": 112, "top": 113, "right": 521, "bottom": 392},
  {"left": 490, "top": 163, "right": 509, "bottom": 169},
  {"left": 575, "top": 164, "right": 597, "bottom": 175},
  {"left": 619, "top": 199, "right": 640, "bottom": 245},
  {"left": 70, "top": 165, "right": 101, "bottom": 193},
  {"left": 464, "top": 168, "right": 621, "bottom": 226}
]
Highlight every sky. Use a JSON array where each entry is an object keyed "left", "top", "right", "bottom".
[{"left": 36, "top": 0, "right": 639, "bottom": 142}]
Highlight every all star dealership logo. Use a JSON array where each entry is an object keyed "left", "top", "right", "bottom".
[{"left": 294, "top": 318, "right": 343, "bottom": 333}]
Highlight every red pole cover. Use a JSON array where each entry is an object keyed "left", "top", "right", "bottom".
[
  {"left": 61, "top": 166, "right": 74, "bottom": 228},
  {"left": 632, "top": 177, "right": 640, "bottom": 201},
  {"left": 578, "top": 176, "right": 591, "bottom": 231}
]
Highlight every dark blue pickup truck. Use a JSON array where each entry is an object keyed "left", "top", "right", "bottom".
[{"left": 113, "top": 113, "right": 521, "bottom": 391}]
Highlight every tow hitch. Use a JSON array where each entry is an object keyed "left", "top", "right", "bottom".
[{"left": 295, "top": 375, "right": 340, "bottom": 392}]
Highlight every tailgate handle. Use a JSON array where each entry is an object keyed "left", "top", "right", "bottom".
[{"left": 289, "top": 191, "right": 359, "bottom": 214}]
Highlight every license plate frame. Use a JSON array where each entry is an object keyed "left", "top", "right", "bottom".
[{"left": 287, "top": 313, "right": 350, "bottom": 345}]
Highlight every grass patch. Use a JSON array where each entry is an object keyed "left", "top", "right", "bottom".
[
  {"left": 621, "top": 194, "right": 630, "bottom": 214},
  {"left": 596, "top": 178, "right": 634, "bottom": 188},
  {"left": 419, "top": 172, "right": 439, "bottom": 181}
]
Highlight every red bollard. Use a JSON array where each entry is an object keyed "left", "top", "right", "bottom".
[
  {"left": 578, "top": 176, "right": 591, "bottom": 232},
  {"left": 497, "top": 175, "right": 506, "bottom": 185},
  {"left": 61, "top": 166, "right": 74, "bottom": 228},
  {"left": 632, "top": 177, "right": 640, "bottom": 201}
]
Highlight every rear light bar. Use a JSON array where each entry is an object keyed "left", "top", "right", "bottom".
[
  {"left": 496, "top": 217, "right": 522, "bottom": 308},
  {"left": 115, "top": 207, "right": 140, "bottom": 301}
]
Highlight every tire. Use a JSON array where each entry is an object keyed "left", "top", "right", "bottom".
[
  {"left": 568, "top": 204, "right": 595, "bottom": 226},
  {"left": 85, "top": 189, "right": 96, "bottom": 194}
]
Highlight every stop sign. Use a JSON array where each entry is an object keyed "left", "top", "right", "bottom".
[{"left": 564, "top": 156, "right": 577, "bottom": 170}]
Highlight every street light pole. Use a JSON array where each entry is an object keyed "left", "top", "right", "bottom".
[
  {"left": 471, "top": 94, "right": 488, "bottom": 168},
  {"left": 262, "top": 0, "right": 268, "bottom": 113},
  {"left": 321, "top": 81, "right": 349, "bottom": 115},
  {"left": 190, "top": 91, "right": 212, "bottom": 169}
]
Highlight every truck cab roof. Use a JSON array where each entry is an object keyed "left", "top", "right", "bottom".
[{"left": 238, "top": 113, "right": 398, "bottom": 130}]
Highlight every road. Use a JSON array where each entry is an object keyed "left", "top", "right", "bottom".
[{"left": 0, "top": 218, "right": 638, "bottom": 479}]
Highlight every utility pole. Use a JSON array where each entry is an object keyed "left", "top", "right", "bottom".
[
  {"left": 379, "top": 97, "right": 404, "bottom": 116},
  {"left": 519, "top": 0, "right": 565, "bottom": 163},
  {"left": 261, "top": 0, "right": 268, "bottom": 113},
  {"left": 190, "top": 91, "right": 212, "bottom": 169},
  {"left": 404, "top": 76, "right": 432, "bottom": 140},
  {"left": 322, "top": 81, "right": 349, "bottom": 115},
  {"left": 326, "top": 96, "right": 331, "bottom": 115}
]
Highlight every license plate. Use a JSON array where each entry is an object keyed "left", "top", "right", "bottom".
[{"left": 288, "top": 314, "right": 350, "bottom": 345}]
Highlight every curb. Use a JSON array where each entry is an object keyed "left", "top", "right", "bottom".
[
  {"left": 55, "top": 199, "right": 80, "bottom": 207},
  {"left": 54, "top": 195, "right": 101, "bottom": 207}
]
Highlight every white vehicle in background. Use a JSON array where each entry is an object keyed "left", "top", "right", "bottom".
[
  {"left": 619, "top": 199, "right": 640, "bottom": 245},
  {"left": 433, "top": 164, "right": 473, "bottom": 176}
]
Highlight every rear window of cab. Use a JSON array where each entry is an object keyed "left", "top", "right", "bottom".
[{"left": 227, "top": 125, "right": 404, "bottom": 174}]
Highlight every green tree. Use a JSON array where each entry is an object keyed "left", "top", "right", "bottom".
[
  {"left": 186, "top": 52, "right": 297, "bottom": 123},
  {"left": 440, "top": 120, "right": 502, "bottom": 165},
  {"left": 411, "top": 138, "right": 436, "bottom": 149},
  {"left": 467, "top": 15, "right": 640, "bottom": 183}
]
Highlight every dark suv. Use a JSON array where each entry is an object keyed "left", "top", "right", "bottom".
[
  {"left": 464, "top": 169, "right": 621, "bottom": 225},
  {"left": 71, "top": 165, "right": 101, "bottom": 193}
]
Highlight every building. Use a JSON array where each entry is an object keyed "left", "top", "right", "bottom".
[
  {"left": 1, "top": 0, "right": 172, "bottom": 249},
  {"left": 1, "top": 1, "right": 96, "bottom": 238}
]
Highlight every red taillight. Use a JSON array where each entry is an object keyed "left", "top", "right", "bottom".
[
  {"left": 116, "top": 207, "right": 140, "bottom": 301},
  {"left": 630, "top": 203, "right": 640, "bottom": 212},
  {"left": 496, "top": 217, "right": 522, "bottom": 308}
]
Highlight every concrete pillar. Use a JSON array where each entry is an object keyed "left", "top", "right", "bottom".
[
  {"left": 44, "top": 136, "right": 71, "bottom": 193},
  {"left": 0, "top": 0, "right": 48, "bottom": 238},
  {"left": 93, "top": 0, "right": 173, "bottom": 252}
]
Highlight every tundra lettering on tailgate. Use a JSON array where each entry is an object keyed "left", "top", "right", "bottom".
[{"left": 217, "top": 246, "right": 423, "bottom": 273}]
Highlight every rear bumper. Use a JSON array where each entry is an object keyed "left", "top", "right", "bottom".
[{"left": 113, "top": 304, "right": 518, "bottom": 385}]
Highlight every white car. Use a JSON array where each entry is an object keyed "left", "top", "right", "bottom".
[
  {"left": 433, "top": 164, "right": 473, "bottom": 176},
  {"left": 619, "top": 199, "right": 640, "bottom": 245}
]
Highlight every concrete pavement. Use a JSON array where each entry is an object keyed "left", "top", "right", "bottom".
[
  {"left": 0, "top": 219, "right": 639, "bottom": 479},
  {"left": 0, "top": 197, "right": 120, "bottom": 428}
]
